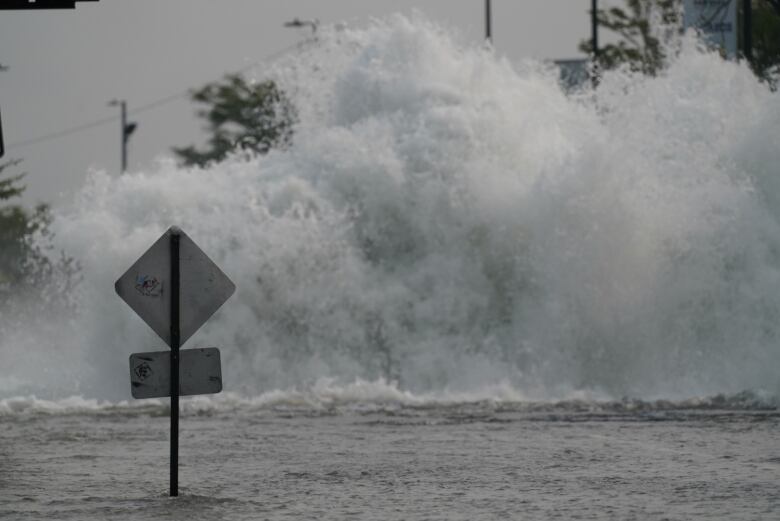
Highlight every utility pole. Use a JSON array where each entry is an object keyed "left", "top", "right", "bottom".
[
  {"left": 485, "top": 0, "right": 492, "bottom": 43},
  {"left": 108, "top": 99, "right": 137, "bottom": 173},
  {"left": 591, "top": 0, "right": 599, "bottom": 60},
  {"left": 591, "top": 0, "right": 600, "bottom": 87},
  {"left": 743, "top": 0, "right": 753, "bottom": 64},
  {"left": 0, "top": 107, "right": 4, "bottom": 158}
]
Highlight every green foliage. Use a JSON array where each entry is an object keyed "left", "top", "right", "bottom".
[
  {"left": 0, "top": 159, "right": 29, "bottom": 287},
  {"left": 752, "top": 0, "right": 780, "bottom": 87},
  {"left": 765, "top": 0, "right": 780, "bottom": 14},
  {"left": 0, "top": 66, "right": 80, "bottom": 319},
  {"left": 579, "top": 0, "right": 682, "bottom": 76},
  {"left": 0, "top": 159, "right": 79, "bottom": 310},
  {"left": 173, "top": 74, "right": 296, "bottom": 167},
  {"left": 0, "top": 159, "right": 24, "bottom": 202},
  {"left": 579, "top": 0, "right": 780, "bottom": 86}
]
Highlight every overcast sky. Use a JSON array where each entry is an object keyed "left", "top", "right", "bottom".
[{"left": 1, "top": 0, "right": 598, "bottom": 207}]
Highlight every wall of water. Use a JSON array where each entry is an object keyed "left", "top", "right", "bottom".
[{"left": 2, "top": 16, "right": 779, "bottom": 402}]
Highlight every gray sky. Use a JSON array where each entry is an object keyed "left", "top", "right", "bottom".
[{"left": 0, "top": 0, "right": 596, "bottom": 207}]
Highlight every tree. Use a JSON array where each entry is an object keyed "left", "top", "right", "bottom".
[
  {"left": 580, "top": 0, "right": 780, "bottom": 84},
  {"left": 752, "top": 0, "right": 780, "bottom": 86},
  {"left": 0, "top": 158, "right": 80, "bottom": 315},
  {"left": 0, "top": 66, "right": 79, "bottom": 314},
  {"left": 0, "top": 64, "right": 32, "bottom": 290},
  {"left": 580, "top": 0, "right": 681, "bottom": 76},
  {"left": 173, "top": 74, "right": 296, "bottom": 167},
  {"left": 0, "top": 160, "right": 54, "bottom": 291},
  {"left": 0, "top": 159, "right": 29, "bottom": 287}
]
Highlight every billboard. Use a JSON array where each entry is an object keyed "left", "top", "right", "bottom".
[{"left": 684, "top": 0, "right": 738, "bottom": 57}]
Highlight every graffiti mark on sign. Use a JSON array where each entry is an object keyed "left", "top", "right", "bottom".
[
  {"left": 134, "top": 362, "right": 153, "bottom": 381},
  {"left": 135, "top": 275, "right": 162, "bottom": 297}
]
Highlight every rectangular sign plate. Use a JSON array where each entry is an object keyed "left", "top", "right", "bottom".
[{"left": 130, "top": 347, "right": 222, "bottom": 399}]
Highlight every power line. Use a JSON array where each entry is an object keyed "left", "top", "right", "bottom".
[
  {"left": 131, "top": 91, "right": 189, "bottom": 116},
  {"left": 6, "top": 113, "right": 118, "bottom": 149},
  {"left": 5, "top": 41, "right": 302, "bottom": 151}
]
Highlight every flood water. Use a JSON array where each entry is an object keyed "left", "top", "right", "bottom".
[{"left": 2, "top": 399, "right": 779, "bottom": 520}]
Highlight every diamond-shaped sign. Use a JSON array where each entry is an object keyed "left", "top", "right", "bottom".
[{"left": 115, "top": 227, "right": 235, "bottom": 347}]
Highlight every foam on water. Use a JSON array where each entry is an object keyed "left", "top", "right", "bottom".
[
  {"left": 1, "top": 15, "right": 779, "bottom": 403},
  {"left": 1, "top": 383, "right": 775, "bottom": 418}
]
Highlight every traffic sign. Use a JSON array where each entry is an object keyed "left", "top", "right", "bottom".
[
  {"left": 115, "top": 226, "right": 235, "bottom": 497},
  {"left": 130, "top": 348, "right": 222, "bottom": 399},
  {"left": 115, "top": 227, "right": 235, "bottom": 348}
]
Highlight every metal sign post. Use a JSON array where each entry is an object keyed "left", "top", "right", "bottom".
[
  {"left": 170, "top": 230, "right": 180, "bottom": 496},
  {"left": 115, "top": 226, "right": 235, "bottom": 497}
]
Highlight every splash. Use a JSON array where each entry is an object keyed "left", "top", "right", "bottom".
[{"left": 1, "top": 15, "right": 779, "bottom": 402}]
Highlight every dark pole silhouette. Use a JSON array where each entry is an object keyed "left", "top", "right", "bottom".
[
  {"left": 591, "top": 0, "right": 600, "bottom": 87},
  {"left": 170, "top": 230, "right": 181, "bottom": 497},
  {"left": 743, "top": 0, "right": 753, "bottom": 63},
  {"left": 109, "top": 99, "right": 137, "bottom": 173},
  {"left": 485, "top": 0, "right": 492, "bottom": 43},
  {"left": 591, "top": 0, "right": 599, "bottom": 60}
]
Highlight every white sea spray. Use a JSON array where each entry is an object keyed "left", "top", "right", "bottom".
[{"left": 1, "top": 16, "right": 779, "bottom": 403}]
